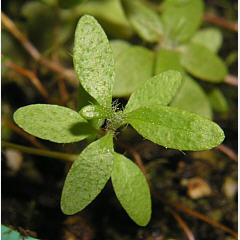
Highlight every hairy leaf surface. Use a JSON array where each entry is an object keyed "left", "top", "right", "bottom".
[
  {"left": 13, "top": 104, "right": 93, "bottom": 143},
  {"left": 61, "top": 134, "right": 114, "bottom": 214},
  {"left": 125, "top": 105, "right": 224, "bottom": 151},
  {"left": 111, "top": 153, "right": 151, "bottom": 226}
]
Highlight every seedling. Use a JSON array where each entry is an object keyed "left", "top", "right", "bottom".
[{"left": 13, "top": 15, "right": 225, "bottom": 226}]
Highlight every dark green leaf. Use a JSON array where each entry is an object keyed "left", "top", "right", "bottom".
[
  {"left": 59, "top": 0, "right": 86, "bottom": 9},
  {"left": 73, "top": 15, "right": 115, "bottom": 107},
  {"left": 61, "top": 133, "right": 114, "bottom": 214},
  {"left": 111, "top": 153, "right": 151, "bottom": 226},
  {"left": 13, "top": 104, "right": 93, "bottom": 143},
  {"left": 125, "top": 105, "right": 224, "bottom": 151},
  {"left": 125, "top": 70, "right": 182, "bottom": 113}
]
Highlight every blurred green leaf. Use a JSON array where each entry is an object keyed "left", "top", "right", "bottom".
[
  {"left": 161, "top": 0, "right": 204, "bottom": 43},
  {"left": 125, "top": 70, "right": 182, "bottom": 113},
  {"left": 111, "top": 153, "right": 151, "bottom": 226},
  {"left": 110, "top": 40, "right": 131, "bottom": 59},
  {"left": 191, "top": 27, "right": 223, "bottom": 53},
  {"left": 41, "top": 0, "right": 57, "bottom": 6},
  {"left": 121, "top": 0, "right": 163, "bottom": 42},
  {"left": 180, "top": 43, "right": 228, "bottom": 82},
  {"left": 61, "top": 133, "right": 114, "bottom": 214},
  {"left": 171, "top": 75, "right": 212, "bottom": 119},
  {"left": 125, "top": 105, "right": 224, "bottom": 151},
  {"left": 59, "top": 0, "right": 86, "bottom": 9},
  {"left": 113, "top": 46, "right": 154, "bottom": 97},
  {"left": 73, "top": 15, "right": 115, "bottom": 107},
  {"left": 208, "top": 88, "right": 229, "bottom": 113}
]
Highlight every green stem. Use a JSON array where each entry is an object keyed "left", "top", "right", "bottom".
[{"left": 2, "top": 141, "right": 78, "bottom": 162}]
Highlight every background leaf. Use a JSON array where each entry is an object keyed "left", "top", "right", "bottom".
[
  {"left": 171, "top": 75, "right": 212, "bottom": 119},
  {"left": 161, "top": 0, "right": 204, "bottom": 43},
  {"left": 180, "top": 43, "right": 228, "bottom": 82},
  {"left": 61, "top": 133, "right": 114, "bottom": 214},
  {"left": 13, "top": 104, "right": 94, "bottom": 143},
  {"left": 191, "top": 27, "right": 223, "bottom": 53},
  {"left": 112, "top": 46, "right": 154, "bottom": 97},
  {"left": 111, "top": 153, "right": 151, "bottom": 226},
  {"left": 73, "top": 15, "right": 115, "bottom": 107},
  {"left": 121, "top": 0, "right": 163, "bottom": 42},
  {"left": 125, "top": 105, "right": 224, "bottom": 151},
  {"left": 59, "top": 0, "right": 86, "bottom": 9},
  {"left": 125, "top": 70, "right": 182, "bottom": 113},
  {"left": 110, "top": 40, "right": 131, "bottom": 59},
  {"left": 208, "top": 88, "right": 229, "bottom": 113}
]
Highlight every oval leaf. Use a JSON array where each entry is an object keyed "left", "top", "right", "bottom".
[
  {"left": 13, "top": 104, "right": 93, "bottom": 143},
  {"left": 113, "top": 46, "right": 154, "bottom": 97},
  {"left": 161, "top": 0, "right": 204, "bottom": 43},
  {"left": 171, "top": 75, "right": 212, "bottom": 119},
  {"left": 125, "top": 105, "right": 225, "bottom": 151},
  {"left": 191, "top": 27, "right": 223, "bottom": 53},
  {"left": 61, "top": 133, "right": 114, "bottom": 214},
  {"left": 208, "top": 88, "right": 229, "bottom": 113},
  {"left": 180, "top": 43, "right": 228, "bottom": 82},
  {"left": 80, "top": 104, "right": 113, "bottom": 120},
  {"left": 125, "top": 70, "right": 182, "bottom": 113},
  {"left": 111, "top": 153, "right": 151, "bottom": 226},
  {"left": 73, "top": 15, "right": 115, "bottom": 107},
  {"left": 110, "top": 40, "right": 131, "bottom": 59},
  {"left": 121, "top": 0, "right": 163, "bottom": 42}
]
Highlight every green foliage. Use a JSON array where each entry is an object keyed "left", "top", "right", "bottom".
[
  {"left": 13, "top": 15, "right": 225, "bottom": 226},
  {"left": 208, "top": 88, "right": 229, "bottom": 113},
  {"left": 59, "top": 0, "right": 86, "bottom": 9}
]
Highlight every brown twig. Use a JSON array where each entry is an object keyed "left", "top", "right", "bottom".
[
  {"left": 2, "top": 118, "right": 48, "bottom": 150},
  {"left": 224, "top": 75, "right": 238, "bottom": 87},
  {"left": 168, "top": 207, "right": 195, "bottom": 240},
  {"left": 58, "top": 78, "right": 70, "bottom": 102},
  {"left": 204, "top": 13, "right": 238, "bottom": 32},
  {"left": 216, "top": 144, "right": 238, "bottom": 162}
]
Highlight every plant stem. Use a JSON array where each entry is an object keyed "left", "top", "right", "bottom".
[
  {"left": 216, "top": 144, "right": 238, "bottom": 162},
  {"left": 224, "top": 75, "right": 238, "bottom": 87},
  {"left": 2, "top": 141, "right": 78, "bottom": 162}
]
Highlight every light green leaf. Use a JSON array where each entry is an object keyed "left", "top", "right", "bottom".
[
  {"left": 125, "top": 105, "right": 224, "bottom": 151},
  {"left": 113, "top": 46, "right": 154, "bottom": 97},
  {"left": 73, "top": 15, "right": 115, "bottom": 107},
  {"left": 208, "top": 88, "right": 229, "bottom": 113},
  {"left": 61, "top": 133, "right": 114, "bottom": 214},
  {"left": 180, "top": 43, "right": 228, "bottom": 82},
  {"left": 125, "top": 70, "right": 182, "bottom": 113},
  {"left": 111, "top": 153, "right": 151, "bottom": 226},
  {"left": 171, "top": 75, "right": 212, "bottom": 119},
  {"left": 155, "top": 49, "right": 184, "bottom": 74},
  {"left": 13, "top": 104, "right": 93, "bottom": 143},
  {"left": 110, "top": 40, "right": 131, "bottom": 59},
  {"left": 191, "top": 27, "right": 223, "bottom": 53},
  {"left": 121, "top": 0, "right": 163, "bottom": 42},
  {"left": 161, "top": 0, "right": 204, "bottom": 43},
  {"left": 80, "top": 105, "right": 113, "bottom": 120}
]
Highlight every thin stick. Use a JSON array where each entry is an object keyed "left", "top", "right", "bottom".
[
  {"left": 224, "top": 75, "right": 238, "bottom": 87},
  {"left": 2, "top": 141, "right": 77, "bottom": 162},
  {"left": 168, "top": 208, "right": 195, "bottom": 240},
  {"left": 216, "top": 144, "right": 238, "bottom": 162}
]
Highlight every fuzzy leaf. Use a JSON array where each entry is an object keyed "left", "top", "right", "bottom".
[
  {"left": 171, "top": 75, "right": 212, "bottom": 119},
  {"left": 125, "top": 105, "right": 224, "bottom": 151},
  {"left": 13, "top": 104, "right": 94, "bottom": 143},
  {"left": 121, "top": 0, "right": 163, "bottom": 42},
  {"left": 80, "top": 105, "right": 113, "bottom": 120},
  {"left": 110, "top": 40, "right": 131, "bottom": 59},
  {"left": 111, "top": 153, "right": 151, "bottom": 226},
  {"left": 113, "top": 46, "right": 154, "bottom": 97},
  {"left": 125, "top": 70, "right": 182, "bottom": 113},
  {"left": 180, "top": 43, "right": 228, "bottom": 82},
  {"left": 73, "top": 15, "right": 115, "bottom": 107},
  {"left": 61, "top": 133, "right": 114, "bottom": 214},
  {"left": 161, "top": 0, "right": 204, "bottom": 43},
  {"left": 208, "top": 88, "right": 229, "bottom": 113},
  {"left": 191, "top": 27, "right": 223, "bottom": 53}
]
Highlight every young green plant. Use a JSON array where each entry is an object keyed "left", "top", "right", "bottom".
[{"left": 13, "top": 15, "right": 225, "bottom": 226}]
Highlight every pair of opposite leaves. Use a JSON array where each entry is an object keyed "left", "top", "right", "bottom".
[{"left": 13, "top": 15, "right": 224, "bottom": 226}]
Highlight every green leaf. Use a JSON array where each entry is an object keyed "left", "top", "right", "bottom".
[
  {"left": 121, "top": 0, "right": 163, "bottom": 42},
  {"left": 125, "top": 70, "right": 182, "bottom": 113},
  {"left": 80, "top": 105, "right": 113, "bottom": 120},
  {"left": 155, "top": 49, "right": 184, "bottom": 74},
  {"left": 59, "top": 0, "right": 86, "bottom": 9},
  {"left": 191, "top": 27, "right": 223, "bottom": 53},
  {"left": 73, "top": 15, "right": 115, "bottom": 107},
  {"left": 113, "top": 46, "right": 154, "bottom": 97},
  {"left": 13, "top": 104, "right": 94, "bottom": 143},
  {"left": 180, "top": 43, "right": 228, "bottom": 82},
  {"left": 111, "top": 153, "right": 151, "bottom": 226},
  {"left": 171, "top": 75, "right": 212, "bottom": 119},
  {"left": 110, "top": 40, "right": 131, "bottom": 59},
  {"left": 61, "top": 133, "right": 114, "bottom": 214},
  {"left": 125, "top": 105, "right": 224, "bottom": 151},
  {"left": 208, "top": 88, "right": 229, "bottom": 113},
  {"left": 161, "top": 0, "right": 204, "bottom": 43}
]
